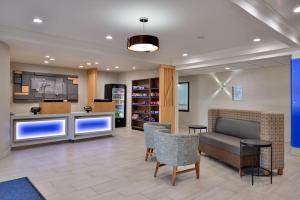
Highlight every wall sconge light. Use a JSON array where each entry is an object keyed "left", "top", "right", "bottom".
[{"left": 220, "top": 83, "right": 226, "bottom": 90}]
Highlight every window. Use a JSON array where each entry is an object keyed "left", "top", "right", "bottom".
[{"left": 177, "top": 82, "right": 189, "bottom": 112}]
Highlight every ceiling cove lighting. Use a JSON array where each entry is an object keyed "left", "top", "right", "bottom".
[
  {"left": 33, "top": 17, "right": 43, "bottom": 24},
  {"left": 294, "top": 6, "right": 300, "bottom": 13},
  {"left": 253, "top": 38, "right": 261, "bottom": 42},
  {"left": 127, "top": 17, "right": 159, "bottom": 52}
]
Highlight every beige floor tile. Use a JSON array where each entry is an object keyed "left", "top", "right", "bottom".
[{"left": 0, "top": 127, "right": 298, "bottom": 200}]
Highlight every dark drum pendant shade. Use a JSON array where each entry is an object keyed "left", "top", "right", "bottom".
[{"left": 127, "top": 35, "right": 159, "bottom": 52}]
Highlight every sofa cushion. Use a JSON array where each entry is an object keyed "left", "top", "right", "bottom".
[
  {"left": 215, "top": 118, "right": 260, "bottom": 139},
  {"left": 199, "top": 132, "right": 257, "bottom": 155}
]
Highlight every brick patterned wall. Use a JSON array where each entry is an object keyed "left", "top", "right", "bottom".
[{"left": 208, "top": 109, "right": 284, "bottom": 170}]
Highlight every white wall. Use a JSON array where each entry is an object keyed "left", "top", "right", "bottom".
[
  {"left": 179, "top": 65, "right": 291, "bottom": 142},
  {"left": 118, "top": 69, "right": 159, "bottom": 127},
  {"left": 10, "top": 63, "right": 88, "bottom": 113},
  {"left": 10, "top": 63, "right": 158, "bottom": 128},
  {"left": 0, "top": 41, "right": 11, "bottom": 159},
  {"left": 96, "top": 71, "right": 119, "bottom": 99},
  {"left": 11, "top": 63, "right": 121, "bottom": 114}
]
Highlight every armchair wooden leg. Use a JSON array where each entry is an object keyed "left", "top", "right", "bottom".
[
  {"left": 278, "top": 169, "right": 283, "bottom": 175},
  {"left": 239, "top": 168, "right": 244, "bottom": 177},
  {"left": 195, "top": 161, "right": 200, "bottom": 179},
  {"left": 145, "top": 148, "right": 150, "bottom": 161},
  {"left": 172, "top": 166, "right": 177, "bottom": 186},
  {"left": 154, "top": 161, "right": 160, "bottom": 177}
]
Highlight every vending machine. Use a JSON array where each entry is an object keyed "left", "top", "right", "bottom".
[{"left": 104, "top": 84, "right": 127, "bottom": 127}]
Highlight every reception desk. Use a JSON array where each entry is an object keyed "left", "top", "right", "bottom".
[{"left": 11, "top": 112, "right": 115, "bottom": 147}]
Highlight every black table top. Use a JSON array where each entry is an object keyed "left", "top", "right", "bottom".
[
  {"left": 189, "top": 125, "right": 207, "bottom": 129},
  {"left": 240, "top": 139, "right": 272, "bottom": 147}
]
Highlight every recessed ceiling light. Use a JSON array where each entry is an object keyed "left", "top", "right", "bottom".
[
  {"left": 44, "top": 61, "right": 49, "bottom": 64},
  {"left": 79, "top": 65, "right": 84, "bottom": 68},
  {"left": 106, "top": 35, "right": 113, "bottom": 40},
  {"left": 115, "top": 66, "right": 119, "bottom": 69},
  {"left": 49, "top": 58, "right": 55, "bottom": 61},
  {"left": 45, "top": 55, "right": 50, "bottom": 58},
  {"left": 182, "top": 53, "right": 188, "bottom": 57},
  {"left": 94, "top": 62, "right": 99, "bottom": 65},
  {"left": 253, "top": 38, "right": 261, "bottom": 42},
  {"left": 294, "top": 6, "right": 300, "bottom": 13},
  {"left": 33, "top": 17, "right": 43, "bottom": 24},
  {"left": 225, "top": 67, "right": 231, "bottom": 70},
  {"left": 87, "top": 62, "right": 91, "bottom": 66},
  {"left": 132, "top": 66, "right": 136, "bottom": 70},
  {"left": 106, "top": 68, "right": 110, "bottom": 71}
]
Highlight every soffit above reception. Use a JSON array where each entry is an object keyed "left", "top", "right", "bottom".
[{"left": 0, "top": 0, "right": 299, "bottom": 71}]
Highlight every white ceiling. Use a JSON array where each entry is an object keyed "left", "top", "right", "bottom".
[
  {"left": 264, "top": 0, "right": 300, "bottom": 32},
  {"left": 178, "top": 55, "right": 290, "bottom": 76},
  {"left": 0, "top": 0, "right": 299, "bottom": 71}
]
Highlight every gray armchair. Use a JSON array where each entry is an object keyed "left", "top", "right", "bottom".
[
  {"left": 143, "top": 122, "right": 171, "bottom": 161},
  {"left": 154, "top": 129, "right": 200, "bottom": 186}
]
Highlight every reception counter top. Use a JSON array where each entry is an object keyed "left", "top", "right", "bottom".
[{"left": 11, "top": 112, "right": 115, "bottom": 147}]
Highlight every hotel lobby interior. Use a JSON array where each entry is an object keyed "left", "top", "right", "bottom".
[{"left": 1, "top": 0, "right": 300, "bottom": 199}]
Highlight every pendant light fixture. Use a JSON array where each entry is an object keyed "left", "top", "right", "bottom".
[{"left": 127, "top": 17, "right": 159, "bottom": 52}]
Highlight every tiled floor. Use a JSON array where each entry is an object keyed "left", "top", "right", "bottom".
[{"left": 0, "top": 128, "right": 300, "bottom": 200}]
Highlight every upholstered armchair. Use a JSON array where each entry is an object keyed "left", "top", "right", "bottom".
[
  {"left": 143, "top": 122, "right": 171, "bottom": 161},
  {"left": 154, "top": 129, "right": 200, "bottom": 186}
]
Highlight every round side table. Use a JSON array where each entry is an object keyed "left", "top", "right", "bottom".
[
  {"left": 240, "top": 139, "right": 272, "bottom": 186},
  {"left": 188, "top": 125, "right": 207, "bottom": 134}
]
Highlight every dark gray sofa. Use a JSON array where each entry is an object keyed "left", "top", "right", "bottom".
[{"left": 199, "top": 117, "right": 260, "bottom": 175}]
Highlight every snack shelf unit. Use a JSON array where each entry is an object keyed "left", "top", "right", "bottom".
[{"left": 131, "top": 78, "right": 159, "bottom": 131}]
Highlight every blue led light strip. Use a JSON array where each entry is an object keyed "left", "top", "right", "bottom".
[
  {"left": 291, "top": 58, "right": 300, "bottom": 148},
  {"left": 75, "top": 116, "right": 112, "bottom": 134},
  {"left": 15, "top": 119, "right": 66, "bottom": 141}
]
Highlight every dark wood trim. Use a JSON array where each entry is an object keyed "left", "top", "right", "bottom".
[
  {"left": 277, "top": 168, "right": 283, "bottom": 175},
  {"left": 199, "top": 142, "right": 259, "bottom": 173},
  {"left": 154, "top": 161, "right": 200, "bottom": 186},
  {"left": 178, "top": 81, "right": 189, "bottom": 112}
]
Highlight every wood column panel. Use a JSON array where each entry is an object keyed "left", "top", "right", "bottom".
[
  {"left": 159, "top": 65, "right": 177, "bottom": 133},
  {"left": 87, "top": 68, "right": 97, "bottom": 106},
  {"left": 39, "top": 102, "right": 71, "bottom": 114}
]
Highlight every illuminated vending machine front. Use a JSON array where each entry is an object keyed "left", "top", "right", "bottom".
[
  {"left": 75, "top": 116, "right": 112, "bottom": 135},
  {"left": 14, "top": 118, "right": 67, "bottom": 141}
]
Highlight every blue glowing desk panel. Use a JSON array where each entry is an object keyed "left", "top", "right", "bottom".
[
  {"left": 70, "top": 112, "right": 114, "bottom": 140},
  {"left": 15, "top": 118, "right": 67, "bottom": 141},
  {"left": 11, "top": 112, "right": 115, "bottom": 147},
  {"left": 11, "top": 114, "right": 69, "bottom": 147}
]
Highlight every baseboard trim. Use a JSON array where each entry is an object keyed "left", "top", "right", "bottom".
[
  {"left": 0, "top": 147, "right": 10, "bottom": 159},
  {"left": 289, "top": 146, "right": 300, "bottom": 156}
]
